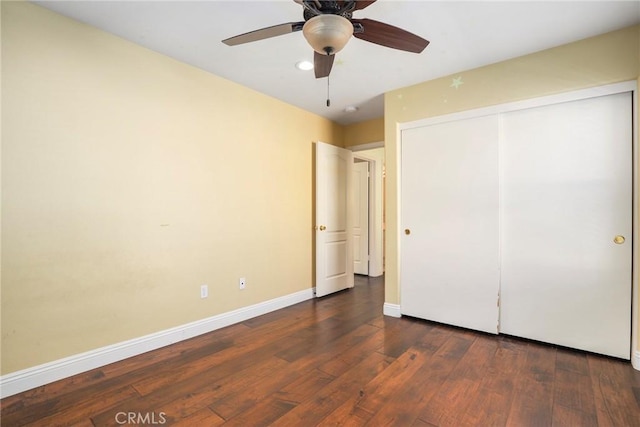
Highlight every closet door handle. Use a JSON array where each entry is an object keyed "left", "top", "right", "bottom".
[
  {"left": 404, "top": 229, "right": 411, "bottom": 235},
  {"left": 613, "top": 235, "right": 625, "bottom": 244}
]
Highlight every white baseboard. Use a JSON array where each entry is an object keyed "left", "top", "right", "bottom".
[
  {"left": 0, "top": 287, "right": 314, "bottom": 398},
  {"left": 632, "top": 350, "right": 640, "bottom": 371},
  {"left": 383, "top": 303, "right": 401, "bottom": 318}
]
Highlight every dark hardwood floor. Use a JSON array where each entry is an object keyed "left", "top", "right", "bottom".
[{"left": 2, "top": 275, "right": 640, "bottom": 426}]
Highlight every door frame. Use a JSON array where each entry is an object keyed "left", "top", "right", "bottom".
[
  {"left": 396, "top": 80, "right": 639, "bottom": 369},
  {"left": 350, "top": 142, "right": 385, "bottom": 277}
]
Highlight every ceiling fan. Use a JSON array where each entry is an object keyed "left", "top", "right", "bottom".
[{"left": 222, "top": 0, "right": 429, "bottom": 79}]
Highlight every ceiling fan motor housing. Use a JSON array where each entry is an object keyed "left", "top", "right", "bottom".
[{"left": 302, "top": 14, "right": 354, "bottom": 55}]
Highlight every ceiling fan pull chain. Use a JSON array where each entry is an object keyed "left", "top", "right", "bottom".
[{"left": 326, "top": 75, "right": 330, "bottom": 107}]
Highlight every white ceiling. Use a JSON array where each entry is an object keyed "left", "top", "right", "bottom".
[{"left": 33, "top": 0, "right": 640, "bottom": 125}]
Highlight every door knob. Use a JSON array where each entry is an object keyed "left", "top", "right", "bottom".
[
  {"left": 613, "top": 235, "right": 625, "bottom": 244},
  {"left": 404, "top": 229, "right": 411, "bottom": 235},
  {"left": 319, "top": 225, "right": 326, "bottom": 231}
]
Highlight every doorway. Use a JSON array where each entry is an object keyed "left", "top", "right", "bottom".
[
  {"left": 353, "top": 159, "right": 370, "bottom": 275},
  {"left": 351, "top": 144, "right": 385, "bottom": 278}
]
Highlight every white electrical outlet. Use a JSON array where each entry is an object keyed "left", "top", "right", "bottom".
[
  {"left": 239, "top": 277, "right": 246, "bottom": 290},
  {"left": 200, "top": 284, "right": 208, "bottom": 299}
]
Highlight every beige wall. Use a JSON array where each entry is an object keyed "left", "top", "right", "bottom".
[
  {"left": 1, "top": 2, "right": 344, "bottom": 374},
  {"left": 385, "top": 25, "right": 640, "bottom": 345},
  {"left": 343, "top": 117, "right": 384, "bottom": 148}
]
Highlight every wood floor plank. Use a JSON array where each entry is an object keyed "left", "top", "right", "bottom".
[
  {"left": 554, "top": 366, "right": 597, "bottom": 415},
  {"left": 0, "top": 369, "right": 108, "bottom": 413},
  {"left": 366, "top": 314, "right": 386, "bottom": 329},
  {"left": 268, "top": 351, "right": 392, "bottom": 426},
  {"left": 377, "top": 317, "right": 434, "bottom": 358},
  {"left": 458, "top": 336, "right": 528, "bottom": 426},
  {"left": 357, "top": 347, "right": 430, "bottom": 415},
  {"left": 588, "top": 354, "right": 640, "bottom": 427},
  {"left": 556, "top": 347, "right": 590, "bottom": 375},
  {"left": 275, "top": 368, "right": 336, "bottom": 405},
  {"left": 417, "top": 334, "right": 499, "bottom": 426},
  {"left": 208, "top": 361, "right": 302, "bottom": 420},
  {"left": 20, "top": 385, "right": 139, "bottom": 427},
  {"left": 218, "top": 397, "right": 297, "bottom": 427},
  {"left": 412, "top": 418, "right": 439, "bottom": 427},
  {"left": 505, "top": 342, "right": 557, "bottom": 427},
  {"left": 283, "top": 322, "right": 384, "bottom": 378},
  {"left": 552, "top": 349, "right": 598, "bottom": 426},
  {"left": 460, "top": 391, "right": 514, "bottom": 427},
  {"left": 170, "top": 407, "right": 225, "bottom": 426},
  {"left": 274, "top": 316, "right": 357, "bottom": 362},
  {"left": 552, "top": 402, "right": 599, "bottom": 427},
  {"left": 367, "top": 334, "right": 475, "bottom": 425},
  {"left": 411, "top": 322, "right": 455, "bottom": 354},
  {"left": 166, "top": 355, "right": 292, "bottom": 421},
  {"left": 319, "top": 345, "right": 431, "bottom": 426},
  {"left": 315, "top": 324, "right": 383, "bottom": 377},
  {"left": 317, "top": 323, "right": 457, "bottom": 426},
  {"left": 358, "top": 322, "right": 453, "bottom": 408}
]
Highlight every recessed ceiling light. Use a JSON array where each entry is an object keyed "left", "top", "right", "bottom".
[
  {"left": 344, "top": 105, "right": 359, "bottom": 113},
  {"left": 295, "top": 60, "right": 313, "bottom": 71}
]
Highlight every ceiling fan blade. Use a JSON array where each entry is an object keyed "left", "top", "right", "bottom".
[
  {"left": 351, "top": 18, "right": 429, "bottom": 53},
  {"left": 314, "top": 51, "right": 335, "bottom": 78},
  {"left": 222, "top": 22, "right": 305, "bottom": 46}
]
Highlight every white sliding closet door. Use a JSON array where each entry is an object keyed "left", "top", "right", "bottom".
[
  {"left": 500, "top": 93, "right": 632, "bottom": 358},
  {"left": 401, "top": 115, "right": 500, "bottom": 334}
]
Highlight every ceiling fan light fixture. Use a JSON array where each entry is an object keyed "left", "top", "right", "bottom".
[{"left": 302, "top": 14, "right": 353, "bottom": 55}]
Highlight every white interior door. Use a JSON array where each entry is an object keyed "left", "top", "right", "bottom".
[
  {"left": 353, "top": 161, "right": 369, "bottom": 275},
  {"left": 500, "top": 93, "right": 632, "bottom": 358},
  {"left": 315, "top": 142, "right": 354, "bottom": 297},
  {"left": 401, "top": 115, "right": 501, "bottom": 334}
]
